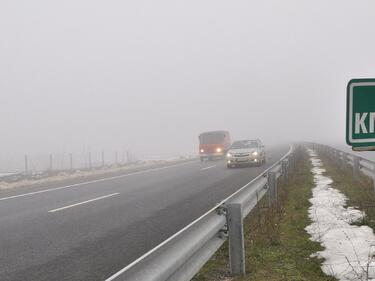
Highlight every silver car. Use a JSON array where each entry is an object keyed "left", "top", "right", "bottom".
[{"left": 226, "top": 139, "right": 266, "bottom": 168}]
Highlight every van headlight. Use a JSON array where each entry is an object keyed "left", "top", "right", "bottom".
[
  {"left": 200, "top": 149, "right": 204, "bottom": 153},
  {"left": 216, "top": 148, "right": 222, "bottom": 153},
  {"left": 227, "top": 152, "right": 232, "bottom": 157},
  {"left": 252, "top": 151, "right": 258, "bottom": 156}
]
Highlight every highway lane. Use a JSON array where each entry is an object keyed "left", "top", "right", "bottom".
[{"left": 0, "top": 145, "right": 289, "bottom": 281}]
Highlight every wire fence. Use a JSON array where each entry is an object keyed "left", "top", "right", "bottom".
[
  {"left": 0, "top": 150, "right": 137, "bottom": 175},
  {"left": 0, "top": 150, "right": 197, "bottom": 176}
]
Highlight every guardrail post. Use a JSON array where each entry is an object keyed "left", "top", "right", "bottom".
[
  {"left": 289, "top": 154, "right": 294, "bottom": 174},
  {"left": 353, "top": 156, "right": 360, "bottom": 180},
  {"left": 268, "top": 171, "right": 277, "bottom": 204},
  {"left": 334, "top": 150, "right": 339, "bottom": 164},
  {"left": 282, "top": 160, "right": 288, "bottom": 185},
  {"left": 341, "top": 153, "right": 347, "bottom": 170},
  {"left": 227, "top": 203, "right": 246, "bottom": 276}
]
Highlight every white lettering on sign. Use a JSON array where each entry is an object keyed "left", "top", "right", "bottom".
[
  {"left": 370, "top": 112, "right": 375, "bottom": 133},
  {"left": 355, "top": 112, "right": 375, "bottom": 134},
  {"left": 355, "top": 113, "right": 368, "bottom": 134}
]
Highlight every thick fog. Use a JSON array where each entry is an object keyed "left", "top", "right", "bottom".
[{"left": 1, "top": 0, "right": 375, "bottom": 171}]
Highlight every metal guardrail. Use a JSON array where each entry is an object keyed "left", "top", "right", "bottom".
[
  {"left": 310, "top": 143, "right": 375, "bottom": 190},
  {"left": 105, "top": 146, "right": 296, "bottom": 281}
]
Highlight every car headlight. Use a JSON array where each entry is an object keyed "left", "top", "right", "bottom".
[
  {"left": 252, "top": 151, "right": 258, "bottom": 156},
  {"left": 227, "top": 152, "right": 232, "bottom": 157},
  {"left": 200, "top": 149, "right": 204, "bottom": 153},
  {"left": 216, "top": 148, "right": 222, "bottom": 153}
]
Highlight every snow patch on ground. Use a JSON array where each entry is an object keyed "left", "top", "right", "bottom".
[
  {"left": 0, "top": 173, "right": 16, "bottom": 178},
  {"left": 306, "top": 148, "right": 375, "bottom": 281}
]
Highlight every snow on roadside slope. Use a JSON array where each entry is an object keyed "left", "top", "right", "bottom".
[
  {"left": 0, "top": 158, "right": 194, "bottom": 191},
  {"left": 0, "top": 173, "right": 15, "bottom": 178},
  {"left": 306, "top": 148, "right": 375, "bottom": 281}
]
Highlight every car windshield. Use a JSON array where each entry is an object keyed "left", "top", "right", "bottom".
[
  {"left": 199, "top": 133, "right": 225, "bottom": 144},
  {"left": 231, "top": 140, "right": 259, "bottom": 149}
]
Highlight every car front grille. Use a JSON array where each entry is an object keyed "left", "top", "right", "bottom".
[{"left": 233, "top": 153, "right": 250, "bottom": 157}]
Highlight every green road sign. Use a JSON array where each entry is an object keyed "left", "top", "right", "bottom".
[{"left": 347, "top": 78, "right": 375, "bottom": 151}]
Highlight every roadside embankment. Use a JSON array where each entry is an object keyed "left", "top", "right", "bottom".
[
  {"left": 306, "top": 149, "right": 375, "bottom": 280},
  {"left": 0, "top": 156, "right": 196, "bottom": 191},
  {"left": 317, "top": 150, "right": 375, "bottom": 231}
]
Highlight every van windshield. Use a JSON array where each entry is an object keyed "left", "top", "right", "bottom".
[
  {"left": 200, "top": 133, "right": 225, "bottom": 144},
  {"left": 231, "top": 140, "right": 258, "bottom": 149}
]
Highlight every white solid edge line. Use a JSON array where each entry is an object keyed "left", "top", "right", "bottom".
[
  {"left": 0, "top": 161, "right": 193, "bottom": 202},
  {"left": 201, "top": 165, "right": 217, "bottom": 170},
  {"left": 104, "top": 146, "right": 293, "bottom": 281},
  {"left": 48, "top": 193, "right": 119, "bottom": 213}
]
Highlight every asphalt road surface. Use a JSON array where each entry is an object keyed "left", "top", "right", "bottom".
[{"left": 0, "top": 145, "right": 289, "bottom": 281}]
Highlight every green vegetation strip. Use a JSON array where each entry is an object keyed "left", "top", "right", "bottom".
[{"left": 193, "top": 149, "right": 335, "bottom": 281}]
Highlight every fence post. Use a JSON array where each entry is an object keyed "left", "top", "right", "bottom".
[
  {"left": 127, "top": 151, "right": 131, "bottom": 164},
  {"left": 353, "top": 156, "right": 360, "bottom": 180},
  {"left": 70, "top": 153, "right": 73, "bottom": 171},
  {"left": 227, "top": 203, "right": 246, "bottom": 276},
  {"left": 24, "top": 154, "right": 28, "bottom": 175},
  {"left": 49, "top": 154, "right": 53, "bottom": 171},
  {"left": 88, "top": 152, "right": 92, "bottom": 169},
  {"left": 268, "top": 171, "right": 277, "bottom": 204},
  {"left": 121, "top": 151, "right": 125, "bottom": 164}
]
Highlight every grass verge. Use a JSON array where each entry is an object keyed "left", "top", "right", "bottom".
[
  {"left": 318, "top": 152, "right": 375, "bottom": 230},
  {"left": 193, "top": 148, "right": 335, "bottom": 281}
]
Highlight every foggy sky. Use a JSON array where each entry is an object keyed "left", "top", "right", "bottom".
[{"left": 1, "top": 0, "right": 375, "bottom": 160}]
